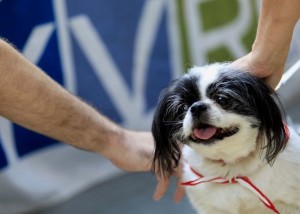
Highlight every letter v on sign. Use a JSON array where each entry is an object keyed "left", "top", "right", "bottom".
[
  {"left": 21, "top": 0, "right": 167, "bottom": 128},
  {"left": 69, "top": 1, "right": 166, "bottom": 128}
]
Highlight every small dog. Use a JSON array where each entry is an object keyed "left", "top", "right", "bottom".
[{"left": 152, "top": 63, "right": 300, "bottom": 214}]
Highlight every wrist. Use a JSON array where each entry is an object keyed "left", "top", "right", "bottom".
[
  {"left": 62, "top": 103, "right": 123, "bottom": 157},
  {"left": 98, "top": 125, "right": 125, "bottom": 160},
  {"left": 85, "top": 114, "right": 124, "bottom": 157},
  {"left": 100, "top": 128, "right": 154, "bottom": 172},
  {"left": 252, "top": 0, "right": 299, "bottom": 72},
  {"left": 250, "top": 21, "right": 297, "bottom": 77}
]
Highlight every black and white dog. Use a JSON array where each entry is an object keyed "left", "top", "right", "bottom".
[{"left": 152, "top": 63, "right": 300, "bottom": 214}]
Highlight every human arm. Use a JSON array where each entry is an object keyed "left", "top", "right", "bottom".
[
  {"left": 0, "top": 38, "right": 153, "bottom": 171},
  {"left": 0, "top": 38, "right": 183, "bottom": 201},
  {"left": 233, "top": 0, "right": 300, "bottom": 89}
]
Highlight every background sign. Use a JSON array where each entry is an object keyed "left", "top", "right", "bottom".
[
  {"left": 0, "top": 0, "right": 299, "bottom": 213},
  {"left": 0, "top": 1, "right": 176, "bottom": 213}
]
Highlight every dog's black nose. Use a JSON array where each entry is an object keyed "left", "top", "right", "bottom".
[{"left": 190, "top": 102, "right": 208, "bottom": 117}]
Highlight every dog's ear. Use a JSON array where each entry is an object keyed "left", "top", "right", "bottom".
[
  {"left": 217, "top": 69, "right": 287, "bottom": 164},
  {"left": 152, "top": 75, "right": 200, "bottom": 177},
  {"left": 255, "top": 85, "right": 287, "bottom": 164},
  {"left": 151, "top": 80, "right": 183, "bottom": 178},
  {"left": 243, "top": 74, "right": 287, "bottom": 164}
]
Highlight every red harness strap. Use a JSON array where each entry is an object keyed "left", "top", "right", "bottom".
[
  {"left": 283, "top": 121, "right": 290, "bottom": 144},
  {"left": 182, "top": 166, "right": 280, "bottom": 214},
  {"left": 181, "top": 122, "right": 290, "bottom": 214}
]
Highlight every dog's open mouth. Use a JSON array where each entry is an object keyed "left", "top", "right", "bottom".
[{"left": 190, "top": 123, "right": 239, "bottom": 142}]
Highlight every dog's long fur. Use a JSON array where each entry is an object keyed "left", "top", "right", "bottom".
[{"left": 152, "top": 63, "right": 300, "bottom": 213}]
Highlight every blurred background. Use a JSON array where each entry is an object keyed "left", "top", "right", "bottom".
[{"left": 0, "top": 0, "right": 299, "bottom": 213}]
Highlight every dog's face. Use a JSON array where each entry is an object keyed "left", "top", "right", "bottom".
[{"left": 152, "top": 63, "right": 287, "bottom": 176}]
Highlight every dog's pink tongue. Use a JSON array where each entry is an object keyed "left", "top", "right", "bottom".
[{"left": 193, "top": 127, "right": 217, "bottom": 140}]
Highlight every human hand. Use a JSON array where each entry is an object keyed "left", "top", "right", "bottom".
[
  {"left": 232, "top": 52, "right": 285, "bottom": 89},
  {"left": 105, "top": 128, "right": 185, "bottom": 202},
  {"left": 231, "top": 0, "right": 300, "bottom": 90},
  {"left": 106, "top": 130, "right": 154, "bottom": 172}
]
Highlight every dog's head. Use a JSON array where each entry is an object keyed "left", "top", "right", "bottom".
[{"left": 152, "top": 63, "right": 287, "bottom": 176}]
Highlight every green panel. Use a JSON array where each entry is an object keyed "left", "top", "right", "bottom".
[
  {"left": 199, "top": 0, "right": 239, "bottom": 31},
  {"left": 176, "top": 0, "right": 259, "bottom": 66},
  {"left": 241, "top": 0, "right": 258, "bottom": 53},
  {"left": 206, "top": 46, "right": 235, "bottom": 62},
  {"left": 177, "top": 0, "right": 192, "bottom": 71}
]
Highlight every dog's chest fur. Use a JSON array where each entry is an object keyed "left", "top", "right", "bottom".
[{"left": 182, "top": 128, "right": 300, "bottom": 214}]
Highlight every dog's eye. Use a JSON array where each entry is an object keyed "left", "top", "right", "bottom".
[
  {"left": 180, "top": 105, "right": 188, "bottom": 111},
  {"left": 214, "top": 95, "right": 229, "bottom": 106}
]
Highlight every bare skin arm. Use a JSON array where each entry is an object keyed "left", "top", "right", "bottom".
[
  {"left": 0, "top": 38, "right": 153, "bottom": 171},
  {"left": 233, "top": 0, "right": 300, "bottom": 89},
  {"left": 0, "top": 38, "right": 184, "bottom": 201}
]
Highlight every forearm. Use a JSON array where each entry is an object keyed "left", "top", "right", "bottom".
[
  {"left": 251, "top": 0, "right": 300, "bottom": 77},
  {"left": 0, "top": 39, "right": 121, "bottom": 156}
]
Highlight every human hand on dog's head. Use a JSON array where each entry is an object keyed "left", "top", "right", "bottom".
[
  {"left": 232, "top": 52, "right": 285, "bottom": 90},
  {"left": 232, "top": 0, "right": 299, "bottom": 90}
]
